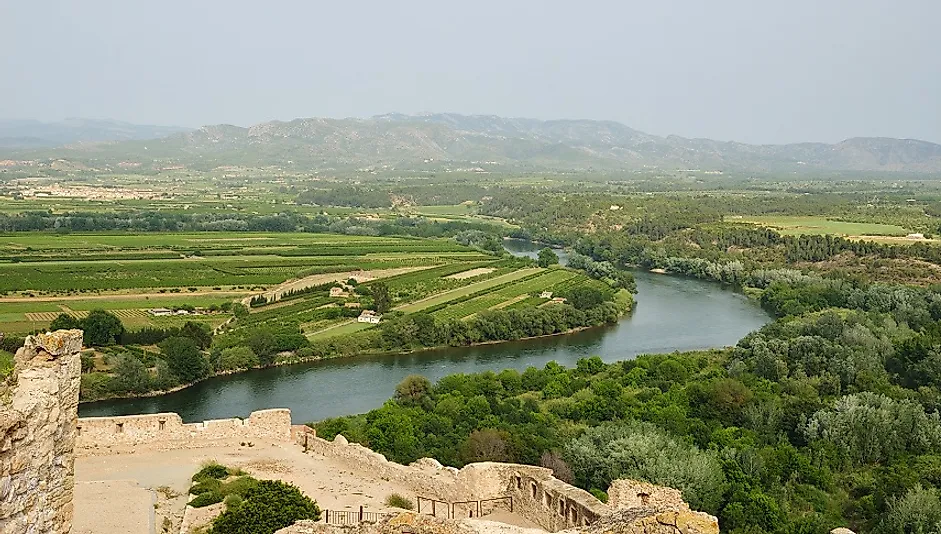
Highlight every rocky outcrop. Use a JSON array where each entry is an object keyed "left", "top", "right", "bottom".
[{"left": 0, "top": 330, "right": 83, "bottom": 534}]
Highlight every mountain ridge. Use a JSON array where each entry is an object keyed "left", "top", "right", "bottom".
[
  {"left": 4, "top": 113, "right": 940, "bottom": 173},
  {"left": 0, "top": 118, "right": 192, "bottom": 149}
]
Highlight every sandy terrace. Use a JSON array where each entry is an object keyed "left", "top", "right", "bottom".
[
  {"left": 75, "top": 441, "right": 420, "bottom": 534},
  {"left": 445, "top": 268, "right": 496, "bottom": 280}
]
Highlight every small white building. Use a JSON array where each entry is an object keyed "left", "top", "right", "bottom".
[
  {"left": 174, "top": 309, "right": 191, "bottom": 315},
  {"left": 907, "top": 233, "right": 926, "bottom": 240},
  {"left": 358, "top": 310, "right": 382, "bottom": 324},
  {"left": 550, "top": 297, "right": 568, "bottom": 304},
  {"left": 539, "top": 291, "right": 553, "bottom": 299},
  {"left": 148, "top": 308, "right": 173, "bottom": 317}
]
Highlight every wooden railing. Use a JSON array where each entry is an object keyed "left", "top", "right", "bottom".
[{"left": 322, "top": 506, "right": 395, "bottom": 525}]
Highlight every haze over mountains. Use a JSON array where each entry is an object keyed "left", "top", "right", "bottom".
[
  {"left": 4, "top": 113, "right": 941, "bottom": 173},
  {"left": 0, "top": 118, "right": 192, "bottom": 149}
]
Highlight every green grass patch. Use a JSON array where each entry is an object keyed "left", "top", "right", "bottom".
[
  {"left": 737, "top": 215, "right": 911, "bottom": 237},
  {"left": 0, "top": 350, "right": 14, "bottom": 379},
  {"left": 307, "top": 320, "right": 373, "bottom": 340}
]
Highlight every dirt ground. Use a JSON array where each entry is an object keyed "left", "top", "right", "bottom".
[{"left": 74, "top": 441, "right": 421, "bottom": 534}]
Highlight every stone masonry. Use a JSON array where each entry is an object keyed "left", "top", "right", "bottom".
[{"left": 0, "top": 330, "right": 83, "bottom": 534}]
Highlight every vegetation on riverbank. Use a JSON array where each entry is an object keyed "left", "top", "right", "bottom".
[
  {"left": 316, "top": 273, "right": 941, "bottom": 532},
  {"left": 56, "top": 240, "right": 632, "bottom": 402}
]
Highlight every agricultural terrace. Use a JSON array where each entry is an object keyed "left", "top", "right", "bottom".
[{"left": 0, "top": 232, "right": 490, "bottom": 334}]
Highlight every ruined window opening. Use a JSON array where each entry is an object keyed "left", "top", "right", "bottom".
[
  {"left": 559, "top": 499, "right": 565, "bottom": 516},
  {"left": 115, "top": 422, "right": 124, "bottom": 433},
  {"left": 571, "top": 508, "right": 578, "bottom": 523},
  {"left": 531, "top": 483, "right": 537, "bottom": 500},
  {"left": 76, "top": 426, "right": 82, "bottom": 436},
  {"left": 158, "top": 420, "right": 166, "bottom": 431},
  {"left": 515, "top": 475, "right": 522, "bottom": 490},
  {"left": 638, "top": 492, "right": 650, "bottom": 506}
]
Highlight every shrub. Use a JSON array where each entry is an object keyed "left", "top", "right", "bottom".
[
  {"left": 223, "top": 493, "right": 243, "bottom": 509},
  {"left": 211, "top": 480, "right": 321, "bottom": 534},
  {"left": 221, "top": 476, "right": 259, "bottom": 496},
  {"left": 385, "top": 493, "right": 414, "bottom": 510},
  {"left": 193, "top": 462, "right": 229, "bottom": 482},
  {"left": 190, "top": 491, "right": 224, "bottom": 508},
  {"left": 190, "top": 479, "right": 222, "bottom": 495}
]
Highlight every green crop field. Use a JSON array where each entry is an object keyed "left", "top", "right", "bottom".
[
  {"left": 307, "top": 320, "right": 373, "bottom": 340},
  {"left": 737, "top": 216, "right": 911, "bottom": 237},
  {"left": 394, "top": 268, "right": 542, "bottom": 313},
  {"left": 0, "top": 231, "right": 487, "bottom": 334},
  {"left": 431, "top": 269, "right": 578, "bottom": 320}
]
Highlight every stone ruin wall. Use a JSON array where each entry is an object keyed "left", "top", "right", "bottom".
[
  {"left": 297, "top": 429, "right": 716, "bottom": 533},
  {"left": 0, "top": 330, "right": 83, "bottom": 534},
  {"left": 75, "top": 408, "right": 292, "bottom": 454}
]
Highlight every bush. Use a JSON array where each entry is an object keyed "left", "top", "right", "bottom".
[
  {"left": 385, "top": 493, "right": 414, "bottom": 510},
  {"left": 193, "top": 462, "right": 229, "bottom": 482},
  {"left": 190, "top": 478, "right": 222, "bottom": 495},
  {"left": 190, "top": 491, "right": 224, "bottom": 508},
  {"left": 564, "top": 421, "right": 726, "bottom": 514},
  {"left": 221, "top": 476, "right": 259, "bottom": 496},
  {"left": 211, "top": 480, "right": 321, "bottom": 534},
  {"left": 223, "top": 493, "right": 243, "bottom": 509}
]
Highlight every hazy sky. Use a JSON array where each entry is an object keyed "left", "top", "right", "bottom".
[{"left": 2, "top": 0, "right": 939, "bottom": 144}]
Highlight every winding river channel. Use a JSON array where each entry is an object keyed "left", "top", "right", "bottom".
[{"left": 79, "top": 240, "right": 772, "bottom": 423}]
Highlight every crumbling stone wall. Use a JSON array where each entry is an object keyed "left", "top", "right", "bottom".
[
  {"left": 607, "top": 479, "right": 688, "bottom": 512},
  {"left": 277, "top": 509, "right": 719, "bottom": 534},
  {"left": 506, "top": 468, "right": 609, "bottom": 531},
  {"left": 75, "top": 408, "right": 292, "bottom": 454},
  {"left": 297, "top": 431, "right": 718, "bottom": 534},
  {"left": 0, "top": 330, "right": 84, "bottom": 534}
]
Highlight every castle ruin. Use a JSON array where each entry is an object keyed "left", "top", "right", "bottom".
[
  {"left": 0, "top": 330, "right": 83, "bottom": 534},
  {"left": 1, "top": 331, "right": 719, "bottom": 534}
]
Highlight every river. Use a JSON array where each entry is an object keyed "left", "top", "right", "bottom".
[{"left": 79, "top": 242, "right": 772, "bottom": 423}]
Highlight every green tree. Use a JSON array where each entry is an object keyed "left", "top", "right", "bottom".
[
  {"left": 181, "top": 321, "right": 212, "bottom": 350},
  {"left": 211, "top": 480, "right": 320, "bottom": 534},
  {"left": 111, "top": 354, "right": 150, "bottom": 394},
  {"left": 370, "top": 281, "right": 392, "bottom": 313},
  {"left": 81, "top": 310, "right": 125, "bottom": 346},
  {"left": 804, "top": 392, "right": 941, "bottom": 466},
  {"left": 159, "top": 336, "right": 208, "bottom": 384},
  {"left": 877, "top": 485, "right": 941, "bottom": 534},
  {"left": 537, "top": 247, "right": 559, "bottom": 267},
  {"left": 218, "top": 347, "right": 259, "bottom": 371},
  {"left": 563, "top": 421, "right": 726, "bottom": 513},
  {"left": 461, "top": 429, "right": 512, "bottom": 463},
  {"left": 394, "top": 374, "right": 432, "bottom": 406},
  {"left": 49, "top": 313, "right": 81, "bottom": 331}
]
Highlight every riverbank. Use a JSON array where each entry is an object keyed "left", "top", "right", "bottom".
[
  {"left": 79, "top": 307, "right": 631, "bottom": 405},
  {"left": 78, "top": 271, "right": 770, "bottom": 422}
]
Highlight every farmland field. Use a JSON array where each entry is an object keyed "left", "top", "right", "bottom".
[
  {"left": 737, "top": 215, "right": 912, "bottom": 237},
  {"left": 0, "top": 231, "right": 494, "bottom": 334}
]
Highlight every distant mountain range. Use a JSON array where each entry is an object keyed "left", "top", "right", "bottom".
[
  {"left": 0, "top": 118, "right": 191, "bottom": 149},
  {"left": 4, "top": 113, "right": 941, "bottom": 173}
]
